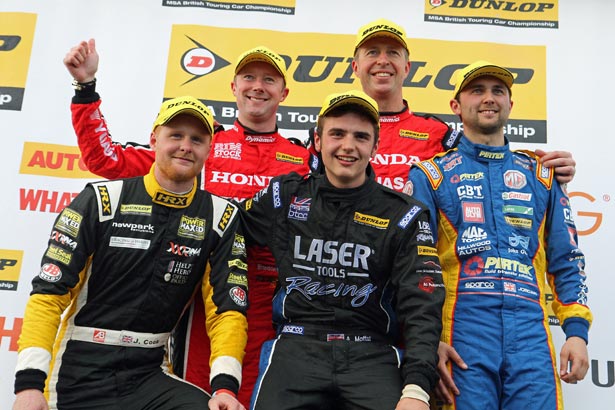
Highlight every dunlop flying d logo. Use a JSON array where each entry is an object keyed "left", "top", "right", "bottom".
[{"left": 180, "top": 36, "right": 231, "bottom": 84}]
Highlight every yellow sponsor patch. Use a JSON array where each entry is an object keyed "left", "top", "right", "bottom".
[
  {"left": 121, "top": 204, "right": 152, "bottom": 215},
  {"left": 418, "top": 246, "right": 438, "bottom": 256},
  {"left": 504, "top": 215, "right": 533, "bottom": 229},
  {"left": 45, "top": 245, "right": 72, "bottom": 265},
  {"left": 178, "top": 216, "right": 206, "bottom": 240},
  {"left": 229, "top": 259, "right": 248, "bottom": 271},
  {"left": 54, "top": 208, "right": 83, "bottom": 237},
  {"left": 400, "top": 129, "right": 429, "bottom": 140},
  {"left": 353, "top": 212, "right": 390, "bottom": 229},
  {"left": 228, "top": 272, "right": 248, "bottom": 287},
  {"left": 276, "top": 152, "right": 304, "bottom": 164}
]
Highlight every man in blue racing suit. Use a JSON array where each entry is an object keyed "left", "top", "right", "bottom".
[{"left": 406, "top": 61, "right": 592, "bottom": 410}]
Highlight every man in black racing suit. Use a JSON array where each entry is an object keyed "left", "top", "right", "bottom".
[
  {"left": 12, "top": 96, "right": 248, "bottom": 410},
  {"left": 242, "top": 90, "right": 444, "bottom": 410}
]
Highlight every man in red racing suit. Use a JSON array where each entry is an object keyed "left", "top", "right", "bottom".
[
  {"left": 64, "top": 39, "right": 314, "bottom": 405},
  {"left": 308, "top": 19, "right": 576, "bottom": 195}
]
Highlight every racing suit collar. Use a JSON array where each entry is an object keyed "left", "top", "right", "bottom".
[
  {"left": 144, "top": 164, "right": 197, "bottom": 208},
  {"left": 235, "top": 120, "right": 279, "bottom": 136},
  {"left": 379, "top": 100, "right": 409, "bottom": 122},
  {"left": 458, "top": 136, "right": 511, "bottom": 162},
  {"left": 318, "top": 164, "right": 378, "bottom": 200}
]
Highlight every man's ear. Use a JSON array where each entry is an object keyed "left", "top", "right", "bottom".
[
  {"left": 149, "top": 131, "right": 157, "bottom": 149},
  {"left": 371, "top": 138, "right": 379, "bottom": 158},
  {"left": 450, "top": 98, "right": 461, "bottom": 116},
  {"left": 313, "top": 130, "right": 322, "bottom": 153}
]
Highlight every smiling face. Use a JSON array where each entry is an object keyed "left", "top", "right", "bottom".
[
  {"left": 314, "top": 111, "right": 379, "bottom": 189},
  {"left": 450, "top": 75, "right": 513, "bottom": 145},
  {"left": 231, "top": 61, "right": 289, "bottom": 131},
  {"left": 352, "top": 36, "right": 410, "bottom": 110},
  {"left": 150, "top": 114, "right": 212, "bottom": 192}
]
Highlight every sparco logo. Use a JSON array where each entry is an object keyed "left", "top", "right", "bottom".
[
  {"left": 464, "top": 281, "right": 495, "bottom": 289},
  {"left": 273, "top": 181, "right": 281, "bottom": 208},
  {"left": 180, "top": 36, "right": 230, "bottom": 81}
]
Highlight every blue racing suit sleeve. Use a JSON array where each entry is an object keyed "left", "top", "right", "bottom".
[{"left": 544, "top": 181, "right": 592, "bottom": 343}]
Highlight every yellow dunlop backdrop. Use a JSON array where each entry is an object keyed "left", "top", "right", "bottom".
[
  {"left": 424, "top": 0, "right": 559, "bottom": 28},
  {"left": 19, "top": 142, "right": 97, "bottom": 179},
  {"left": 0, "top": 249, "right": 24, "bottom": 292},
  {"left": 162, "top": 0, "right": 296, "bottom": 14},
  {"left": 164, "top": 25, "right": 546, "bottom": 142},
  {"left": 0, "top": 12, "right": 37, "bottom": 111}
]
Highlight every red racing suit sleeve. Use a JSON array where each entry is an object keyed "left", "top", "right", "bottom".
[{"left": 71, "top": 88, "right": 155, "bottom": 179}]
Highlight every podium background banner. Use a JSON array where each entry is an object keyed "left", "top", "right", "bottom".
[{"left": 1, "top": 0, "right": 613, "bottom": 406}]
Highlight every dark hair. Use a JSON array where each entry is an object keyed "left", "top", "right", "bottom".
[{"left": 316, "top": 104, "right": 379, "bottom": 144}]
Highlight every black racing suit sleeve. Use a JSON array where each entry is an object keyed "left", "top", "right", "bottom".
[
  {"left": 239, "top": 174, "right": 291, "bottom": 247},
  {"left": 392, "top": 208, "right": 444, "bottom": 393},
  {"left": 14, "top": 186, "right": 99, "bottom": 393},
  {"left": 204, "top": 199, "right": 249, "bottom": 394}
]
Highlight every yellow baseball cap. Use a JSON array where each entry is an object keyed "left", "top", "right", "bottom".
[
  {"left": 319, "top": 90, "right": 380, "bottom": 126},
  {"left": 152, "top": 96, "right": 214, "bottom": 135},
  {"left": 234, "top": 46, "right": 287, "bottom": 82},
  {"left": 354, "top": 18, "right": 409, "bottom": 54},
  {"left": 453, "top": 61, "right": 514, "bottom": 98}
]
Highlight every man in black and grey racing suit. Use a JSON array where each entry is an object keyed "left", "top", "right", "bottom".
[
  {"left": 240, "top": 91, "right": 444, "bottom": 410},
  {"left": 242, "top": 166, "right": 445, "bottom": 409}
]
